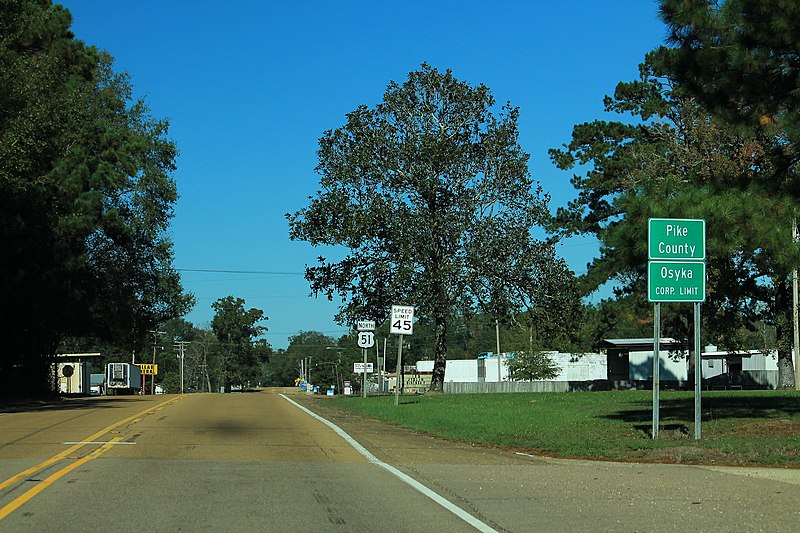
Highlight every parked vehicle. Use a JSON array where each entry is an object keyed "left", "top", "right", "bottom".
[{"left": 105, "top": 363, "right": 142, "bottom": 395}]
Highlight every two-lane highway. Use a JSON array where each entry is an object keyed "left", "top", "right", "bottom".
[
  {"left": 0, "top": 391, "right": 487, "bottom": 532},
  {"left": 4, "top": 390, "right": 800, "bottom": 532}
]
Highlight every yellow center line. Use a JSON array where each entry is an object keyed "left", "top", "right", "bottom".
[
  {"left": 0, "top": 437, "right": 125, "bottom": 521},
  {"left": 0, "top": 396, "right": 181, "bottom": 492}
]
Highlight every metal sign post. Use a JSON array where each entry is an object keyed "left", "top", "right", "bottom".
[
  {"left": 653, "top": 303, "right": 660, "bottom": 439},
  {"left": 648, "top": 218, "right": 706, "bottom": 440},
  {"left": 694, "top": 302, "right": 702, "bottom": 439},
  {"left": 395, "top": 340, "right": 403, "bottom": 406},
  {"left": 390, "top": 305, "right": 414, "bottom": 406},
  {"left": 356, "top": 321, "right": 376, "bottom": 398},
  {"left": 362, "top": 348, "right": 367, "bottom": 398}
]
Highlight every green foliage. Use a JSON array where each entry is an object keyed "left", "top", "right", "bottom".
[
  {"left": 186, "top": 328, "right": 219, "bottom": 392},
  {"left": 0, "top": 1, "right": 192, "bottom": 398},
  {"left": 574, "top": 299, "right": 653, "bottom": 349},
  {"left": 160, "top": 371, "right": 181, "bottom": 394},
  {"left": 506, "top": 351, "right": 560, "bottom": 381},
  {"left": 329, "top": 390, "right": 800, "bottom": 466},
  {"left": 658, "top": 0, "right": 800, "bottom": 151},
  {"left": 288, "top": 64, "right": 578, "bottom": 391},
  {"left": 210, "top": 296, "right": 268, "bottom": 392},
  {"left": 656, "top": 0, "right": 800, "bottom": 387},
  {"left": 551, "top": 53, "right": 799, "bottom": 385}
]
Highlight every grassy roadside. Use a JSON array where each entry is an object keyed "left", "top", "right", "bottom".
[{"left": 324, "top": 390, "right": 800, "bottom": 467}]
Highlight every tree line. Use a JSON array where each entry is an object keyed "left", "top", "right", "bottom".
[
  {"left": 3, "top": 1, "right": 798, "bottom": 398},
  {"left": 1, "top": 1, "right": 191, "bottom": 398}
]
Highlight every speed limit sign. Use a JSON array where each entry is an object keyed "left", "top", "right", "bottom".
[
  {"left": 357, "top": 331, "right": 375, "bottom": 348},
  {"left": 390, "top": 305, "right": 414, "bottom": 335}
]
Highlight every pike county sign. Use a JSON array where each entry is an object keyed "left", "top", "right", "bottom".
[
  {"left": 648, "top": 218, "right": 706, "bottom": 303},
  {"left": 648, "top": 218, "right": 705, "bottom": 260}
]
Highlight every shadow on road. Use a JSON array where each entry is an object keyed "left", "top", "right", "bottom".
[{"left": 0, "top": 396, "right": 152, "bottom": 414}]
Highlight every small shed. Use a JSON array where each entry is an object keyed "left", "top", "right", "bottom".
[
  {"left": 54, "top": 353, "right": 103, "bottom": 395},
  {"left": 598, "top": 338, "right": 687, "bottom": 384},
  {"left": 702, "top": 346, "right": 778, "bottom": 389}
]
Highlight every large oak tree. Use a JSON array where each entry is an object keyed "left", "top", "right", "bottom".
[{"left": 288, "top": 65, "right": 578, "bottom": 391}]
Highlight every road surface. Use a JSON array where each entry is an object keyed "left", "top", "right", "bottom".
[{"left": 1, "top": 388, "right": 799, "bottom": 532}]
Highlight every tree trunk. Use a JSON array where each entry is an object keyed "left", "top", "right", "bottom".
[
  {"left": 775, "top": 279, "right": 796, "bottom": 389},
  {"left": 429, "top": 314, "right": 448, "bottom": 392},
  {"left": 0, "top": 336, "right": 59, "bottom": 400}
]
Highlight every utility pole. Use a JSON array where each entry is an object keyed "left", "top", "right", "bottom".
[
  {"left": 174, "top": 341, "right": 190, "bottom": 394},
  {"left": 496, "top": 319, "right": 502, "bottom": 383},
  {"left": 794, "top": 217, "right": 800, "bottom": 391},
  {"left": 149, "top": 329, "right": 165, "bottom": 395}
]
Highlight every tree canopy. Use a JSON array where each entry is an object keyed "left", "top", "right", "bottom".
[
  {"left": 288, "top": 64, "right": 579, "bottom": 391},
  {"left": 653, "top": 0, "right": 800, "bottom": 386},
  {"left": 658, "top": 0, "right": 800, "bottom": 158},
  {"left": 551, "top": 49, "right": 799, "bottom": 386},
  {"left": 210, "top": 296, "right": 267, "bottom": 392},
  {"left": 0, "top": 1, "right": 192, "bottom": 398}
]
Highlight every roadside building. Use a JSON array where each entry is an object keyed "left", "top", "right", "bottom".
[
  {"left": 702, "top": 345, "right": 778, "bottom": 389},
  {"left": 394, "top": 339, "right": 776, "bottom": 394},
  {"left": 53, "top": 353, "right": 103, "bottom": 395},
  {"left": 598, "top": 338, "right": 687, "bottom": 387}
]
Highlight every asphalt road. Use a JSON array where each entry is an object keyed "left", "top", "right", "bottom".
[{"left": 2, "top": 389, "right": 799, "bottom": 532}]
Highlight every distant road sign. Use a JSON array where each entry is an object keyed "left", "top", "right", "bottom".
[
  {"left": 648, "top": 218, "right": 705, "bottom": 261},
  {"left": 353, "top": 362, "right": 374, "bottom": 374},
  {"left": 390, "top": 305, "right": 414, "bottom": 335},
  {"left": 357, "top": 331, "right": 375, "bottom": 348}
]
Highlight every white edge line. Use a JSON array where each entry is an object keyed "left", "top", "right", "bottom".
[
  {"left": 279, "top": 393, "right": 497, "bottom": 533},
  {"left": 62, "top": 441, "right": 137, "bottom": 445}
]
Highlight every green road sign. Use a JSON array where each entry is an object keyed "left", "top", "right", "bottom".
[
  {"left": 648, "top": 261, "right": 706, "bottom": 302},
  {"left": 648, "top": 218, "right": 705, "bottom": 260}
]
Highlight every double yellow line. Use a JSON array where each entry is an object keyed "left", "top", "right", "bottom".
[{"left": 0, "top": 395, "right": 181, "bottom": 521}]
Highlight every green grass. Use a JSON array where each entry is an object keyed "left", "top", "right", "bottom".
[{"left": 325, "top": 390, "right": 800, "bottom": 467}]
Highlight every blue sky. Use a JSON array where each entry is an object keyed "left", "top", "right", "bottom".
[{"left": 60, "top": 0, "right": 668, "bottom": 349}]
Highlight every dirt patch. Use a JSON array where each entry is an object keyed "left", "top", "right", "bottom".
[
  {"left": 735, "top": 419, "right": 800, "bottom": 438},
  {"left": 622, "top": 445, "right": 738, "bottom": 465}
]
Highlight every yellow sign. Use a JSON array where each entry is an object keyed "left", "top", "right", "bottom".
[
  {"left": 403, "top": 373, "right": 431, "bottom": 394},
  {"left": 137, "top": 363, "right": 158, "bottom": 375}
]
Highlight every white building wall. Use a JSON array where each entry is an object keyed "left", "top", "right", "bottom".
[
  {"left": 629, "top": 350, "right": 688, "bottom": 381},
  {"left": 428, "top": 352, "right": 607, "bottom": 383},
  {"left": 415, "top": 360, "right": 434, "bottom": 373},
  {"left": 444, "top": 359, "right": 479, "bottom": 382},
  {"left": 57, "top": 362, "right": 91, "bottom": 394},
  {"left": 482, "top": 356, "right": 511, "bottom": 382},
  {"left": 546, "top": 352, "right": 607, "bottom": 381},
  {"left": 742, "top": 350, "right": 778, "bottom": 371},
  {"left": 702, "top": 358, "right": 725, "bottom": 378},
  {"left": 702, "top": 350, "right": 778, "bottom": 376}
]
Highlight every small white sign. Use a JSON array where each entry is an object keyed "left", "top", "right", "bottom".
[
  {"left": 357, "top": 331, "right": 375, "bottom": 348},
  {"left": 353, "top": 362, "right": 374, "bottom": 374},
  {"left": 390, "top": 305, "right": 414, "bottom": 335},
  {"left": 356, "top": 320, "right": 376, "bottom": 331}
]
